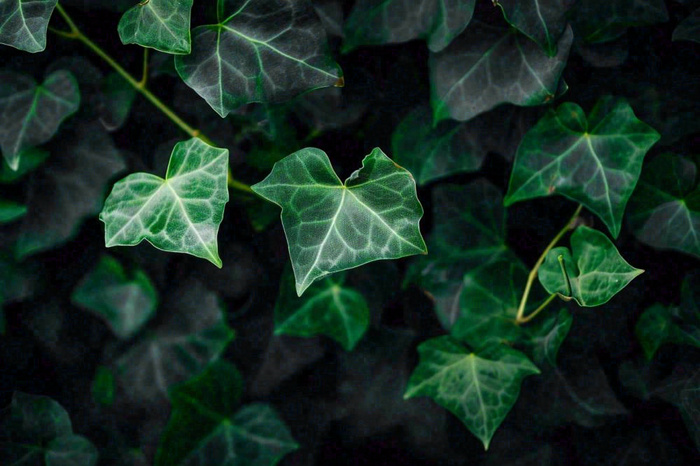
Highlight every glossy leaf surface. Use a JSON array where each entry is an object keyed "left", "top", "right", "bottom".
[
  {"left": 0, "top": 0, "right": 57, "bottom": 52},
  {"left": 520, "top": 308, "right": 572, "bottom": 366},
  {"left": 430, "top": 22, "right": 571, "bottom": 122},
  {"left": 100, "top": 138, "right": 229, "bottom": 267},
  {"left": 252, "top": 147, "right": 426, "bottom": 296},
  {"left": 118, "top": 0, "right": 192, "bottom": 54},
  {"left": 673, "top": 8, "right": 700, "bottom": 43},
  {"left": 569, "top": 0, "right": 668, "bottom": 44},
  {"left": 175, "top": 0, "right": 342, "bottom": 117},
  {"left": 0, "top": 199, "right": 27, "bottom": 224},
  {"left": 505, "top": 97, "right": 660, "bottom": 238},
  {"left": 0, "top": 70, "right": 80, "bottom": 171},
  {"left": 404, "top": 336, "right": 539, "bottom": 449},
  {"left": 538, "top": 226, "right": 643, "bottom": 306}
]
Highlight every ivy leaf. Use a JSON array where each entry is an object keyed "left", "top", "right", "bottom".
[
  {"left": 520, "top": 308, "right": 573, "bottom": 366},
  {"left": 0, "top": 148, "right": 49, "bottom": 183},
  {"left": 71, "top": 255, "right": 158, "bottom": 339},
  {"left": 430, "top": 21, "right": 572, "bottom": 123},
  {"left": 673, "top": 8, "right": 700, "bottom": 44},
  {"left": 404, "top": 336, "right": 539, "bottom": 449},
  {"left": 252, "top": 147, "right": 427, "bottom": 296},
  {"left": 628, "top": 153, "right": 699, "bottom": 259},
  {"left": 569, "top": 0, "right": 668, "bottom": 44},
  {"left": 504, "top": 96, "right": 660, "bottom": 238},
  {"left": 118, "top": 0, "right": 193, "bottom": 54},
  {"left": 274, "top": 269, "right": 370, "bottom": 350},
  {"left": 0, "top": 199, "right": 27, "bottom": 224},
  {"left": 0, "top": 70, "right": 80, "bottom": 171},
  {"left": 538, "top": 226, "right": 644, "bottom": 307},
  {"left": 0, "top": 0, "right": 57, "bottom": 53},
  {"left": 100, "top": 138, "right": 229, "bottom": 268},
  {"left": 343, "top": 0, "right": 476, "bottom": 53},
  {"left": 174, "top": 0, "right": 342, "bottom": 117},
  {"left": 99, "top": 72, "right": 138, "bottom": 131}
]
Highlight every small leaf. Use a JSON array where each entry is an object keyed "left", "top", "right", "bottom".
[
  {"left": 0, "top": 0, "right": 58, "bottom": 53},
  {"left": 520, "top": 308, "right": 573, "bottom": 366},
  {"left": 252, "top": 147, "right": 426, "bottom": 296},
  {"left": 118, "top": 0, "right": 193, "bottom": 54},
  {"left": 673, "top": 8, "right": 700, "bottom": 44},
  {"left": 99, "top": 72, "right": 138, "bottom": 131},
  {"left": 0, "top": 70, "right": 80, "bottom": 171},
  {"left": 569, "top": 0, "right": 668, "bottom": 44},
  {"left": 538, "top": 226, "right": 644, "bottom": 307},
  {"left": 100, "top": 138, "right": 229, "bottom": 268},
  {"left": 0, "top": 199, "right": 27, "bottom": 224},
  {"left": 505, "top": 96, "right": 660, "bottom": 238},
  {"left": 404, "top": 337, "right": 539, "bottom": 449}
]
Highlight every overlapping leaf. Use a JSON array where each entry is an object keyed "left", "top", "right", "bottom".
[
  {"left": 430, "top": 21, "right": 571, "bottom": 123},
  {"left": 118, "top": 0, "right": 193, "bottom": 54},
  {"left": 538, "top": 226, "right": 643, "bottom": 306},
  {"left": 673, "top": 8, "right": 700, "bottom": 43},
  {"left": 505, "top": 97, "right": 660, "bottom": 238},
  {"left": 252, "top": 147, "right": 426, "bottom": 296},
  {"left": 0, "top": 0, "right": 57, "bottom": 52},
  {"left": 520, "top": 308, "right": 572, "bottom": 366},
  {"left": 569, "top": 0, "right": 668, "bottom": 44},
  {"left": 175, "top": 0, "right": 342, "bottom": 117},
  {"left": 0, "top": 70, "right": 80, "bottom": 170},
  {"left": 100, "top": 138, "right": 229, "bottom": 268}
]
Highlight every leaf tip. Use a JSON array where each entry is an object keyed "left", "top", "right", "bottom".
[{"left": 334, "top": 76, "right": 345, "bottom": 88}]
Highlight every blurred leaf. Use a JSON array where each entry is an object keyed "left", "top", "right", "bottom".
[
  {"left": 99, "top": 73, "right": 137, "bottom": 132},
  {"left": 252, "top": 147, "right": 427, "bottom": 296},
  {"left": 0, "top": 147, "right": 49, "bottom": 183},
  {"left": 91, "top": 365, "right": 115, "bottom": 406},
  {"left": 430, "top": 22, "right": 571, "bottom": 123},
  {"left": 569, "top": 0, "right": 668, "bottom": 44},
  {"left": 0, "top": 0, "right": 57, "bottom": 53},
  {"left": 673, "top": 8, "right": 700, "bottom": 43},
  {"left": 505, "top": 97, "right": 660, "bottom": 238},
  {"left": 118, "top": 0, "right": 192, "bottom": 54},
  {"left": 0, "top": 69, "right": 80, "bottom": 170},
  {"left": 404, "top": 336, "right": 539, "bottom": 449},
  {"left": 520, "top": 308, "right": 572, "bottom": 367},
  {"left": 0, "top": 199, "right": 26, "bottom": 224},
  {"left": 313, "top": 0, "right": 344, "bottom": 38}
]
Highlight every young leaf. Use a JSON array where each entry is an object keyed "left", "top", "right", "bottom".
[
  {"left": 100, "top": 138, "right": 229, "bottom": 268},
  {"left": 0, "top": 199, "right": 27, "bottom": 224},
  {"left": 0, "top": 0, "right": 58, "bottom": 53},
  {"left": 252, "top": 147, "right": 427, "bottom": 296},
  {"left": 274, "top": 269, "right": 370, "bottom": 350},
  {"left": 343, "top": 0, "right": 476, "bottom": 53},
  {"left": 0, "top": 70, "right": 80, "bottom": 171},
  {"left": 117, "top": 0, "right": 193, "bottom": 54},
  {"left": 430, "top": 22, "right": 572, "bottom": 123},
  {"left": 538, "top": 226, "right": 644, "bottom": 306},
  {"left": 404, "top": 336, "right": 539, "bottom": 449},
  {"left": 569, "top": 0, "right": 668, "bottom": 44},
  {"left": 520, "top": 308, "right": 573, "bottom": 367},
  {"left": 505, "top": 97, "right": 660, "bottom": 238},
  {"left": 174, "top": 0, "right": 342, "bottom": 117},
  {"left": 673, "top": 8, "right": 700, "bottom": 44}
]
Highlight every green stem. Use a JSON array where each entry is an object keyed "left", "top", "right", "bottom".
[
  {"left": 140, "top": 48, "right": 149, "bottom": 87},
  {"left": 518, "top": 293, "right": 557, "bottom": 325}
]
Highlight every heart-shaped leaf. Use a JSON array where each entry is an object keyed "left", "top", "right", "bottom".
[
  {"left": 0, "top": 0, "right": 57, "bottom": 52},
  {"left": 118, "top": 0, "right": 193, "bottom": 54},
  {"left": 505, "top": 96, "right": 660, "bottom": 238},
  {"left": 538, "top": 226, "right": 644, "bottom": 307},
  {"left": 569, "top": 0, "right": 668, "bottom": 44},
  {"left": 404, "top": 336, "right": 539, "bottom": 449},
  {"left": 252, "top": 147, "right": 427, "bottom": 296},
  {"left": 430, "top": 21, "right": 572, "bottom": 123},
  {"left": 0, "top": 69, "right": 80, "bottom": 171},
  {"left": 520, "top": 308, "right": 572, "bottom": 366},
  {"left": 174, "top": 0, "right": 342, "bottom": 117},
  {"left": 100, "top": 138, "right": 229, "bottom": 268},
  {"left": 343, "top": 0, "right": 476, "bottom": 53},
  {"left": 673, "top": 8, "right": 700, "bottom": 44}
]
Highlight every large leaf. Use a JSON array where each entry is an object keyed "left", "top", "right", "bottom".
[
  {"left": 0, "top": 70, "right": 80, "bottom": 171},
  {"left": 100, "top": 137, "right": 229, "bottom": 268},
  {"left": 174, "top": 0, "right": 342, "bottom": 117},
  {"left": 430, "top": 21, "right": 572, "bottom": 123},
  {"left": 505, "top": 96, "right": 660, "bottom": 238},
  {"left": 569, "top": 0, "right": 669, "bottom": 44},
  {"left": 343, "top": 0, "right": 476, "bottom": 53},
  {"left": 404, "top": 336, "right": 539, "bottom": 449},
  {"left": 673, "top": 8, "right": 700, "bottom": 44},
  {"left": 0, "top": 0, "right": 57, "bottom": 52},
  {"left": 118, "top": 0, "right": 193, "bottom": 54},
  {"left": 628, "top": 153, "right": 699, "bottom": 258},
  {"left": 252, "top": 147, "right": 427, "bottom": 296},
  {"left": 537, "top": 226, "right": 644, "bottom": 307}
]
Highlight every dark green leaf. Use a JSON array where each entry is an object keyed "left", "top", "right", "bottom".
[
  {"left": 569, "top": 0, "right": 668, "bottom": 44},
  {"left": 538, "top": 226, "right": 644, "bottom": 306},
  {"left": 118, "top": 0, "right": 193, "bottom": 54},
  {"left": 673, "top": 8, "right": 700, "bottom": 43},
  {"left": 0, "top": 148, "right": 49, "bottom": 183},
  {"left": 99, "top": 73, "right": 137, "bottom": 131},
  {"left": 252, "top": 147, "right": 427, "bottom": 296},
  {"left": 404, "top": 337, "right": 539, "bottom": 449},
  {"left": 520, "top": 308, "right": 572, "bottom": 366},
  {"left": 91, "top": 366, "right": 115, "bottom": 406},
  {"left": 0, "top": 199, "right": 27, "bottom": 224},
  {"left": 505, "top": 96, "right": 660, "bottom": 237},
  {"left": 45, "top": 434, "right": 99, "bottom": 466},
  {"left": 0, "top": 0, "right": 57, "bottom": 53}
]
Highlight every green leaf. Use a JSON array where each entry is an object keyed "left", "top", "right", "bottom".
[
  {"left": 343, "top": 0, "right": 476, "bottom": 53},
  {"left": 0, "top": 0, "right": 58, "bottom": 53},
  {"left": 538, "top": 226, "right": 644, "bottom": 306},
  {"left": 252, "top": 147, "right": 427, "bottom": 296},
  {"left": 0, "top": 70, "right": 80, "bottom": 171},
  {"left": 0, "top": 147, "right": 49, "bottom": 183},
  {"left": 569, "top": 0, "right": 668, "bottom": 44},
  {"left": 431, "top": 22, "right": 571, "bottom": 123},
  {"left": 45, "top": 434, "right": 99, "bottom": 465},
  {"left": 91, "top": 366, "right": 115, "bottom": 406},
  {"left": 0, "top": 199, "right": 27, "bottom": 224},
  {"left": 505, "top": 96, "right": 660, "bottom": 238},
  {"left": 174, "top": 0, "right": 342, "bottom": 117},
  {"left": 274, "top": 268, "right": 369, "bottom": 350},
  {"left": 404, "top": 337, "right": 539, "bottom": 449},
  {"left": 118, "top": 0, "right": 193, "bottom": 54},
  {"left": 673, "top": 8, "right": 700, "bottom": 44},
  {"left": 520, "top": 308, "right": 572, "bottom": 366},
  {"left": 71, "top": 255, "right": 158, "bottom": 339},
  {"left": 99, "top": 72, "right": 138, "bottom": 131},
  {"left": 628, "top": 153, "right": 700, "bottom": 258},
  {"left": 100, "top": 138, "right": 229, "bottom": 268}
]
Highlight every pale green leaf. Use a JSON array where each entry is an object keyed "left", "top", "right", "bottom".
[
  {"left": 520, "top": 308, "right": 572, "bottom": 366},
  {"left": 0, "top": 0, "right": 57, "bottom": 52},
  {"left": 569, "top": 0, "right": 668, "bottom": 44},
  {"left": 252, "top": 147, "right": 427, "bottom": 296},
  {"left": 118, "top": 0, "right": 193, "bottom": 54},
  {"left": 673, "top": 8, "right": 700, "bottom": 44},
  {"left": 100, "top": 138, "right": 229, "bottom": 267},
  {"left": 0, "top": 199, "right": 27, "bottom": 224}
]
